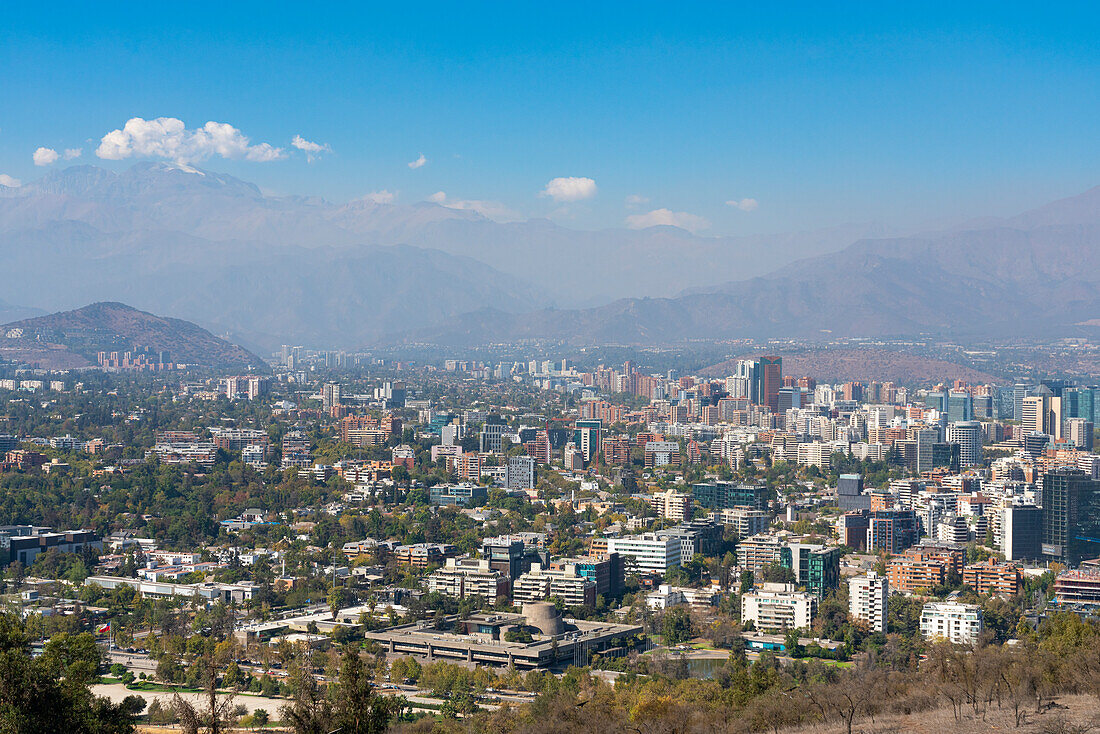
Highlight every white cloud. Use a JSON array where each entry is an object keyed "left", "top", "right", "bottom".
[
  {"left": 63, "top": 148, "right": 82, "bottom": 160},
  {"left": 95, "top": 117, "right": 286, "bottom": 164},
  {"left": 625, "top": 194, "right": 649, "bottom": 208},
  {"left": 291, "top": 135, "right": 331, "bottom": 161},
  {"left": 0, "top": 174, "right": 20, "bottom": 188},
  {"left": 625, "top": 208, "right": 710, "bottom": 233},
  {"left": 360, "top": 190, "right": 396, "bottom": 204},
  {"left": 541, "top": 176, "right": 597, "bottom": 202},
  {"left": 427, "top": 191, "right": 520, "bottom": 222},
  {"left": 408, "top": 153, "right": 427, "bottom": 169},
  {"left": 33, "top": 147, "right": 59, "bottom": 166},
  {"left": 726, "top": 197, "right": 759, "bottom": 212}
]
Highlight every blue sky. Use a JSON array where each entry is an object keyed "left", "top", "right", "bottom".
[{"left": 2, "top": 2, "right": 1099, "bottom": 235}]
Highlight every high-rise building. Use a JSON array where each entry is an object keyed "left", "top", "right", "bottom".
[
  {"left": 479, "top": 420, "right": 508, "bottom": 453},
  {"left": 914, "top": 427, "right": 939, "bottom": 473},
  {"left": 1023, "top": 431, "right": 1051, "bottom": 458},
  {"left": 759, "top": 356, "right": 783, "bottom": 413},
  {"left": 946, "top": 391, "right": 973, "bottom": 422},
  {"left": 777, "top": 386, "right": 800, "bottom": 413},
  {"left": 1067, "top": 418, "right": 1095, "bottom": 451},
  {"left": 574, "top": 420, "right": 602, "bottom": 464},
  {"left": 1023, "top": 387, "right": 1063, "bottom": 440},
  {"left": 691, "top": 481, "right": 769, "bottom": 511},
  {"left": 731, "top": 359, "right": 759, "bottom": 402},
  {"left": 782, "top": 543, "right": 841, "bottom": 598},
  {"left": 849, "top": 572, "right": 888, "bottom": 633},
  {"left": 836, "top": 473, "right": 870, "bottom": 511},
  {"left": 1042, "top": 469, "right": 1100, "bottom": 565},
  {"left": 505, "top": 455, "right": 536, "bottom": 491},
  {"left": 946, "top": 421, "right": 983, "bottom": 468},
  {"left": 1000, "top": 505, "right": 1042, "bottom": 561},
  {"left": 322, "top": 383, "right": 342, "bottom": 410},
  {"left": 530, "top": 429, "right": 552, "bottom": 464}
]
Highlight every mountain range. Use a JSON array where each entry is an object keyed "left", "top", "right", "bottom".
[{"left": 2, "top": 162, "right": 1100, "bottom": 351}]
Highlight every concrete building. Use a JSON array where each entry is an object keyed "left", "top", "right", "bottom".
[
  {"left": 737, "top": 534, "right": 784, "bottom": 579},
  {"left": 605, "top": 534, "right": 681, "bottom": 575},
  {"left": 1053, "top": 569, "right": 1100, "bottom": 606},
  {"left": 505, "top": 455, "right": 536, "bottom": 491},
  {"left": 426, "top": 557, "right": 510, "bottom": 604},
  {"left": 946, "top": 421, "right": 983, "bottom": 468},
  {"left": 512, "top": 562, "right": 597, "bottom": 607},
  {"left": 741, "top": 582, "right": 817, "bottom": 631},
  {"left": 848, "top": 572, "right": 888, "bottom": 633},
  {"left": 646, "top": 488, "right": 693, "bottom": 521},
  {"left": 86, "top": 575, "right": 259, "bottom": 605},
  {"left": 0, "top": 526, "right": 101, "bottom": 567},
  {"left": 362, "top": 603, "right": 643, "bottom": 669},
  {"left": 962, "top": 559, "right": 1022, "bottom": 597},
  {"left": 920, "top": 601, "right": 983, "bottom": 644},
  {"left": 645, "top": 584, "right": 720, "bottom": 611},
  {"left": 719, "top": 508, "right": 771, "bottom": 539}
]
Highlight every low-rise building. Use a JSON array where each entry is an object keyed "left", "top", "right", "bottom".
[
  {"left": 646, "top": 489, "right": 693, "bottom": 522},
  {"left": 605, "top": 534, "right": 681, "bottom": 576},
  {"left": 1053, "top": 569, "right": 1100, "bottom": 606},
  {"left": 962, "top": 559, "right": 1022, "bottom": 597},
  {"left": 393, "top": 543, "right": 458, "bottom": 568},
  {"left": 425, "top": 557, "right": 510, "bottom": 604},
  {"left": 919, "top": 601, "right": 983, "bottom": 644},
  {"left": 741, "top": 582, "right": 817, "bottom": 631},
  {"left": 645, "top": 583, "right": 720, "bottom": 610},
  {"left": 512, "top": 562, "right": 597, "bottom": 607},
  {"left": 719, "top": 508, "right": 771, "bottom": 539}
]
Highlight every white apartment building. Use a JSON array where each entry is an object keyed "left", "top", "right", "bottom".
[
  {"left": 606, "top": 534, "right": 682, "bottom": 575},
  {"left": 919, "top": 601, "right": 983, "bottom": 645},
  {"left": 511, "top": 563, "right": 596, "bottom": 607},
  {"left": 645, "top": 583, "right": 721, "bottom": 610},
  {"left": 646, "top": 488, "right": 693, "bottom": 522},
  {"left": 741, "top": 583, "right": 817, "bottom": 631},
  {"left": 719, "top": 508, "right": 771, "bottom": 539},
  {"left": 796, "top": 442, "right": 833, "bottom": 470},
  {"left": 425, "top": 557, "right": 510, "bottom": 604},
  {"left": 848, "top": 571, "right": 888, "bottom": 633},
  {"left": 505, "top": 455, "right": 536, "bottom": 490}
]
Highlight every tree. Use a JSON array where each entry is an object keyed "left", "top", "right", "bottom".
[
  {"left": 660, "top": 607, "right": 693, "bottom": 646},
  {"left": 0, "top": 613, "right": 139, "bottom": 733},
  {"left": 331, "top": 649, "right": 405, "bottom": 734},
  {"left": 805, "top": 661, "right": 890, "bottom": 734},
  {"left": 280, "top": 662, "right": 334, "bottom": 734},
  {"left": 172, "top": 652, "right": 238, "bottom": 734}
]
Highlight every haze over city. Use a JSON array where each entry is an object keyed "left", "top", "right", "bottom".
[{"left": 5, "top": 5, "right": 1100, "bottom": 734}]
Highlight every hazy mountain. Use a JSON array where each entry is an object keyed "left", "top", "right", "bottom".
[
  {"left": 0, "top": 164, "right": 555, "bottom": 349},
  {"left": 0, "top": 299, "right": 43, "bottom": 324},
  {"left": 399, "top": 187, "right": 1100, "bottom": 346},
  {"left": 1, "top": 302, "right": 265, "bottom": 370},
  {"left": 6, "top": 163, "right": 1100, "bottom": 350},
  {"left": 0, "top": 164, "right": 880, "bottom": 345}
]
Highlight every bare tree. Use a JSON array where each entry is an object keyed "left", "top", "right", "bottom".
[{"left": 172, "top": 653, "right": 237, "bottom": 734}]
